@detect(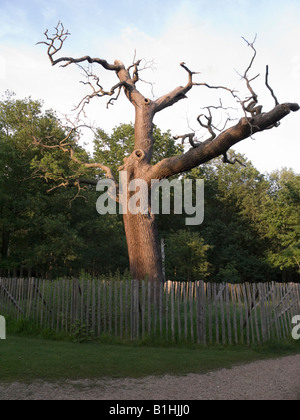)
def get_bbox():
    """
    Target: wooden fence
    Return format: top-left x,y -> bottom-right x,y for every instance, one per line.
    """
0,278 -> 299,345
